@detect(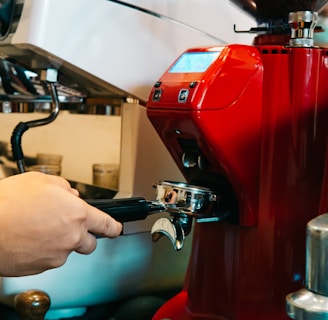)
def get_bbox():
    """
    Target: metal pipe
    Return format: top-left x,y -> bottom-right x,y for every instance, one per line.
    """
10,82 -> 60,173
